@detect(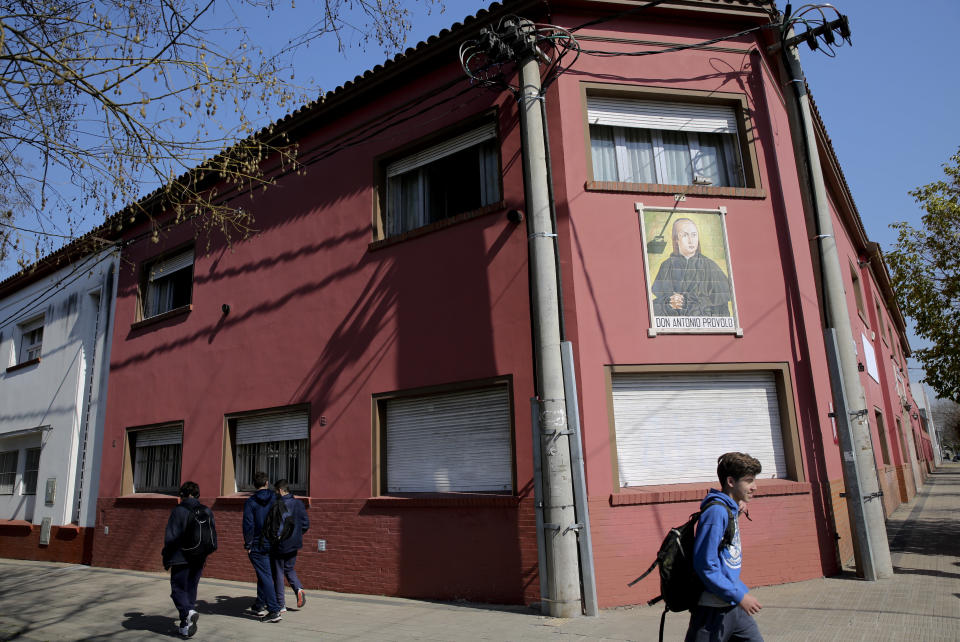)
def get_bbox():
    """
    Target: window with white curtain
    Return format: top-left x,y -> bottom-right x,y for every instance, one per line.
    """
380,385 -> 513,494
587,96 -> 745,188
385,123 -> 500,237
143,249 -> 194,318
18,316 -> 44,363
131,425 -> 182,493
